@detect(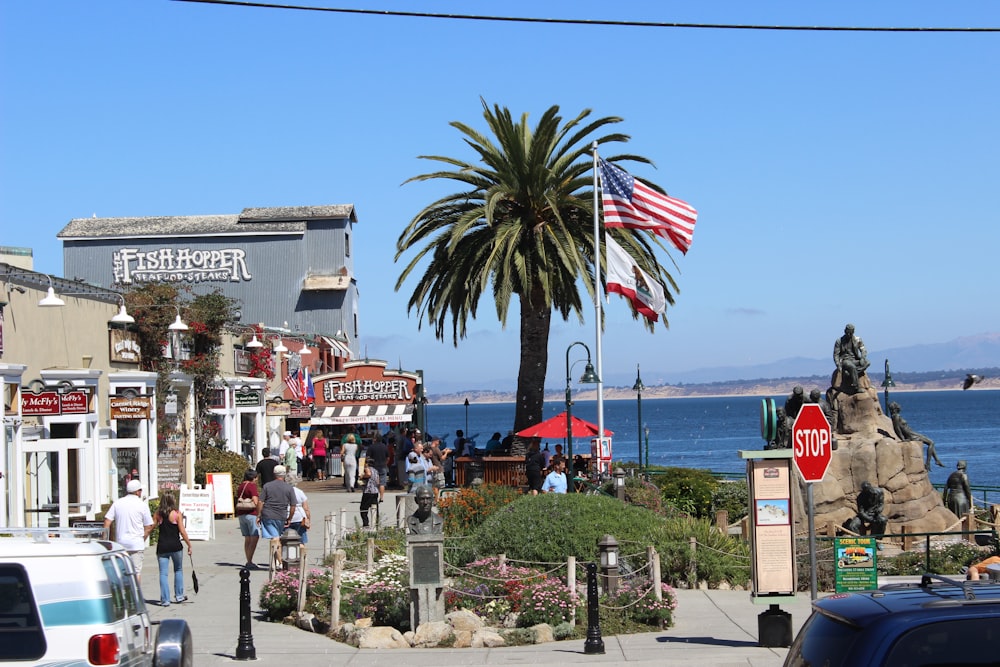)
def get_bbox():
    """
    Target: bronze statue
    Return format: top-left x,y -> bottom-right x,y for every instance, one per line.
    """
843,481 -> 887,536
784,386 -> 805,420
406,485 -> 443,535
765,406 -> 791,450
943,460 -> 972,517
833,324 -> 870,394
889,401 -> 943,470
